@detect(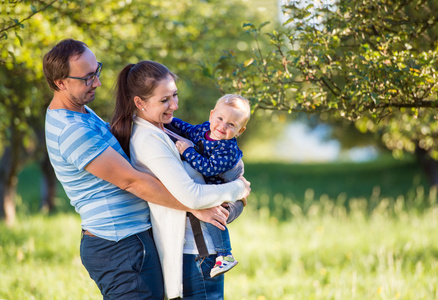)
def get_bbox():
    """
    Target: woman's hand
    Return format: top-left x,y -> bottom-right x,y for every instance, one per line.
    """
237,175 -> 251,204
189,205 -> 230,230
